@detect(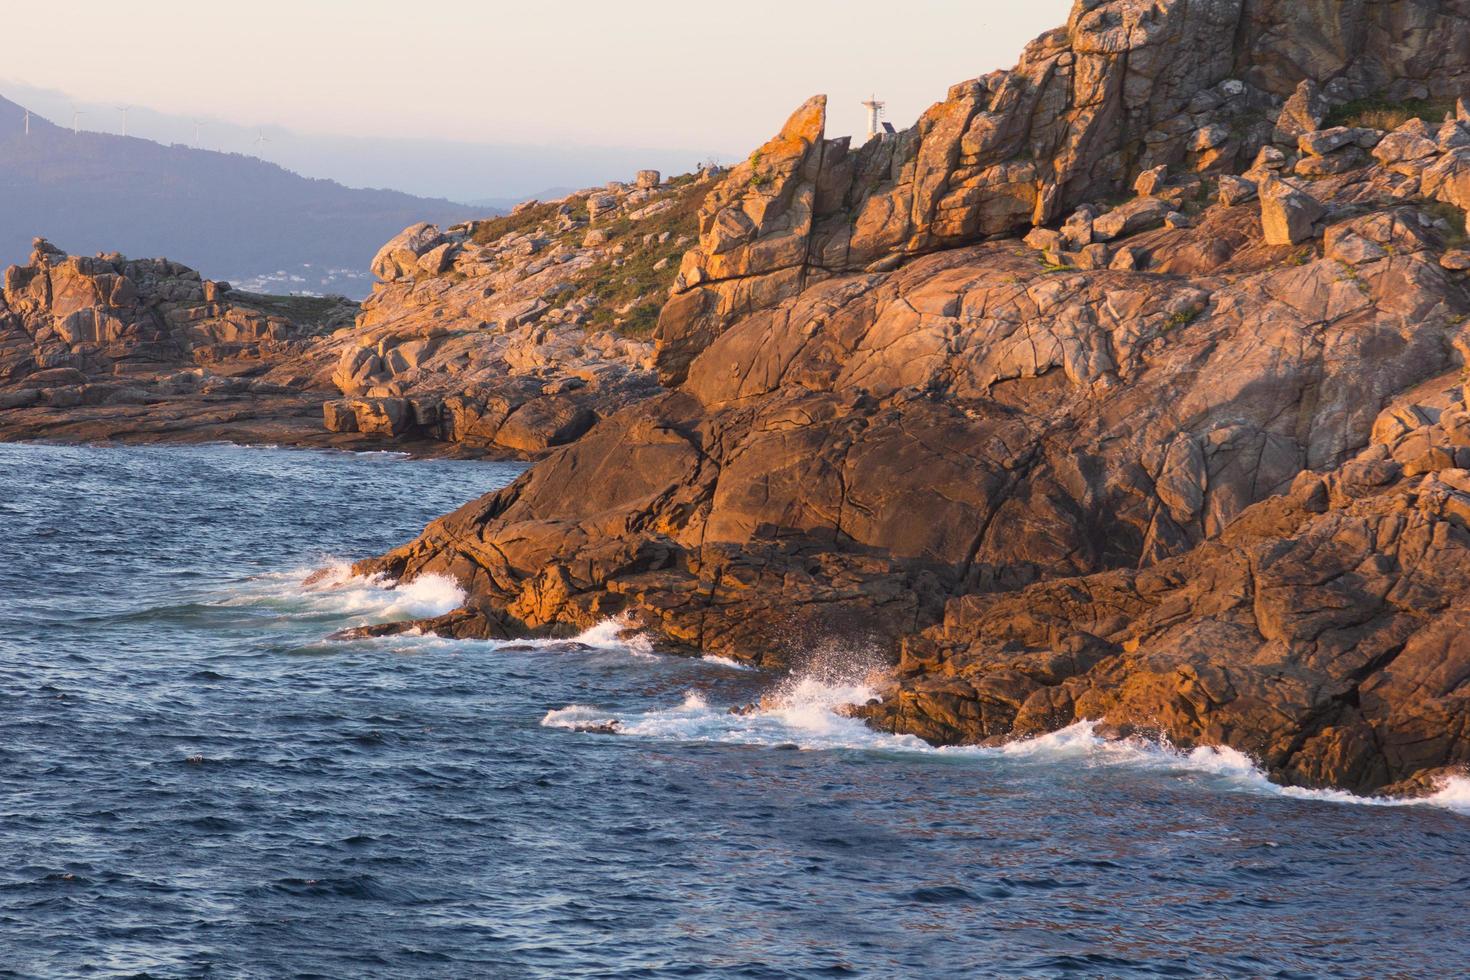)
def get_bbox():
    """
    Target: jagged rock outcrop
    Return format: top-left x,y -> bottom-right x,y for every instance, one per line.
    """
352,0 -> 1470,795
861,389 -> 1470,794
0,239 -> 360,445
654,0 -> 1470,384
